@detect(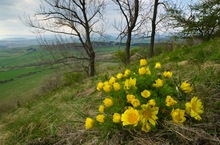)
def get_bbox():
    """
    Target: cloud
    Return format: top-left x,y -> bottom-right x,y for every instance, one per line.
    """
0,0 -> 18,5
0,0 -> 40,38
0,1 -> 19,20
0,0 -> 39,22
0,0 -> 138,39
0,0 -> 119,38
